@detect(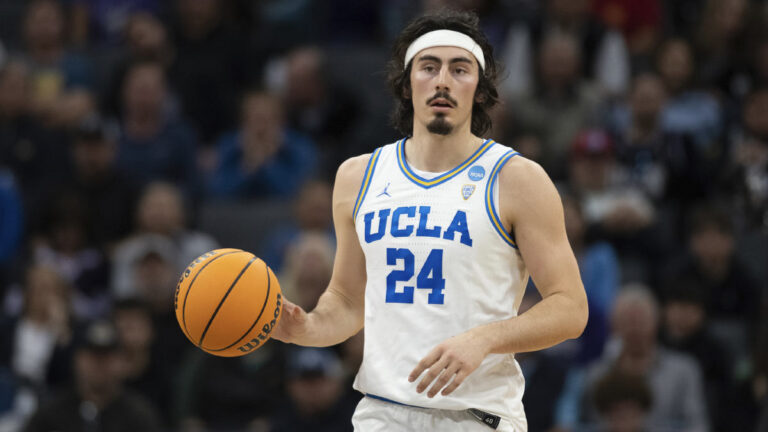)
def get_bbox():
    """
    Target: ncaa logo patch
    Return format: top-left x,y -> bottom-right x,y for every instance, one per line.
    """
468,165 -> 485,181
462,184 -> 476,200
